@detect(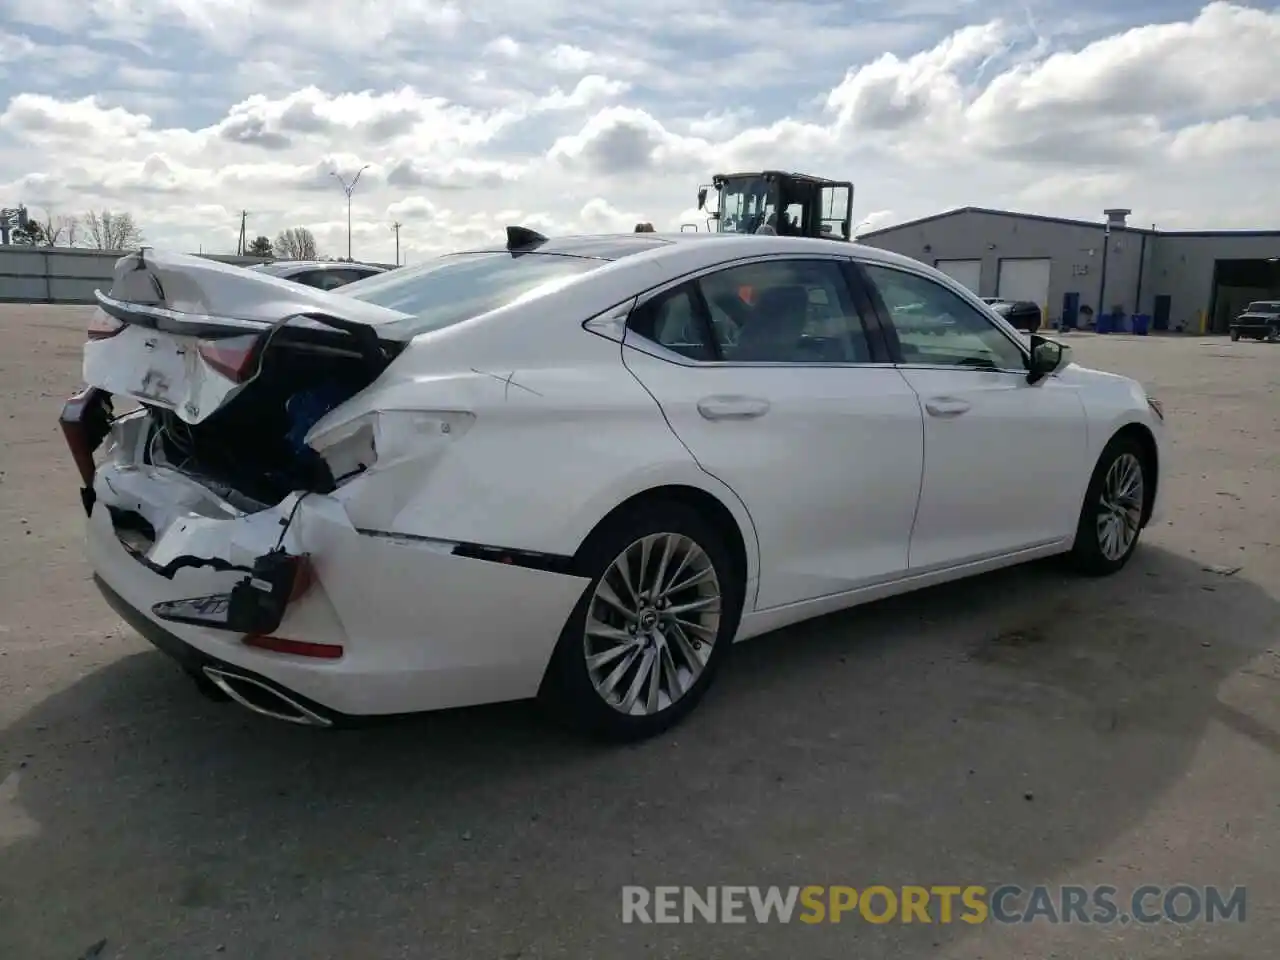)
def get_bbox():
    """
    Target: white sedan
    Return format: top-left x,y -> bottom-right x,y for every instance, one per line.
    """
60,230 -> 1164,740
